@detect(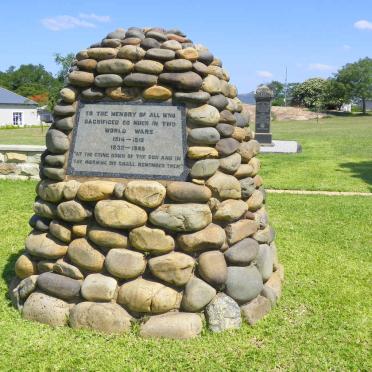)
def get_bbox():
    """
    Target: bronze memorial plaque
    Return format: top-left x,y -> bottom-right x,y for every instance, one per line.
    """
67,101 -> 188,180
